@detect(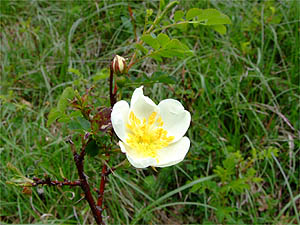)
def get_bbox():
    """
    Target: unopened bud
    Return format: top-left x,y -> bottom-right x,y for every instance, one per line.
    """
112,55 -> 126,75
